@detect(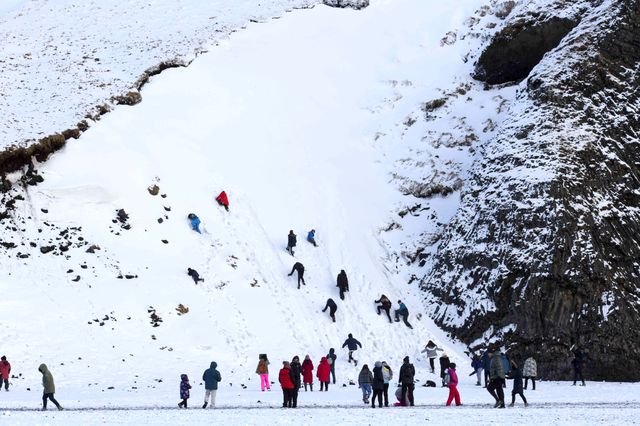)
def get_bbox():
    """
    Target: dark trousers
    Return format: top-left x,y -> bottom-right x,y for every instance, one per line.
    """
429,358 -> 435,373
394,310 -> 413,329
573,368 -> 585,385
348,350 -> 357,364
377,305 -> 392,323
524,377 -> 536,390
487,379 -> 504,403
179,398 -> 188,408
371,389 -> 383,407
42,393 -> 61,409
296,273 -> 305,288
2,378 -> 8,390
330,365 -> 336,384
292,388 -> 299,407
320,381 -> 329,391
282,389 -> 294,407
323,307 -> 336,322
511,391 -> 527,404
339,288 -> 346,300
401,384 -> 414,406
286,245 -> 294,256
484,369 -> 490,387
304,382 -> 313,391
383,383 -> 389,406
